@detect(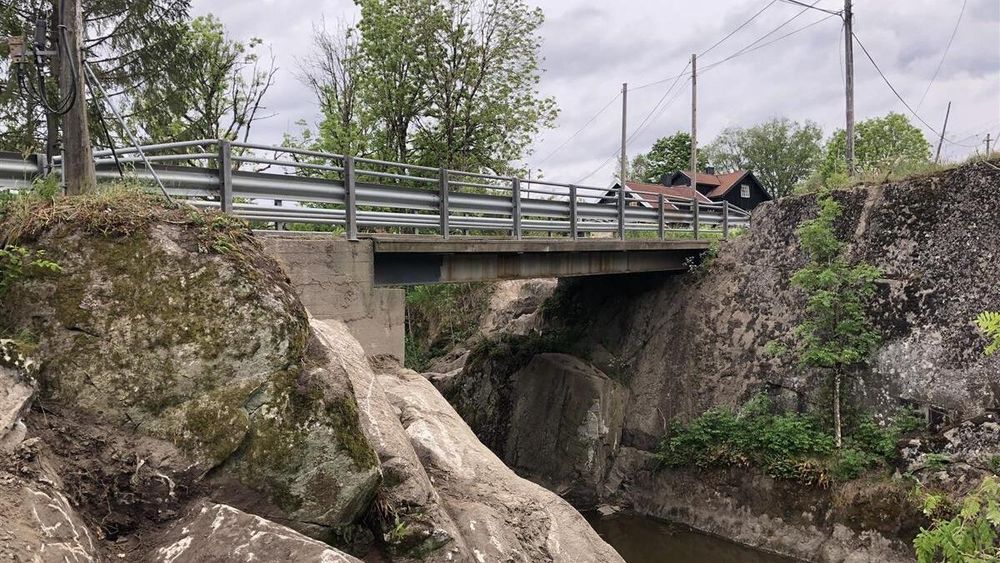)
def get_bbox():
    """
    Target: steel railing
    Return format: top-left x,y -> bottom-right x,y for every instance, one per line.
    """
0,140 -> 752,240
